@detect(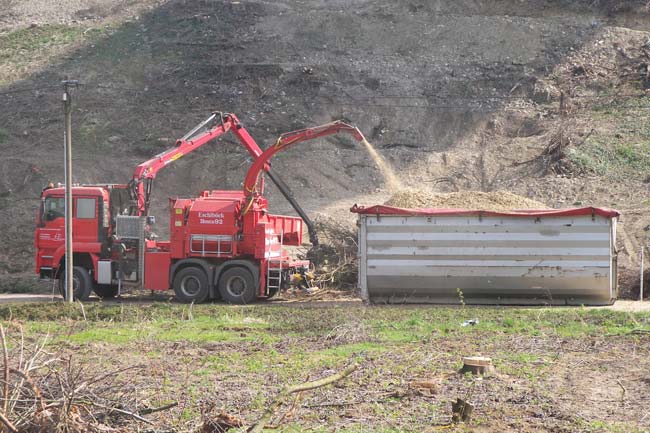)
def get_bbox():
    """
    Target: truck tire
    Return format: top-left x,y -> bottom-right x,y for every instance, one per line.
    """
218,266 -> 256,304
94,284 -> 118,299
173,267 -> 209,304
58,266 -> 92,301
